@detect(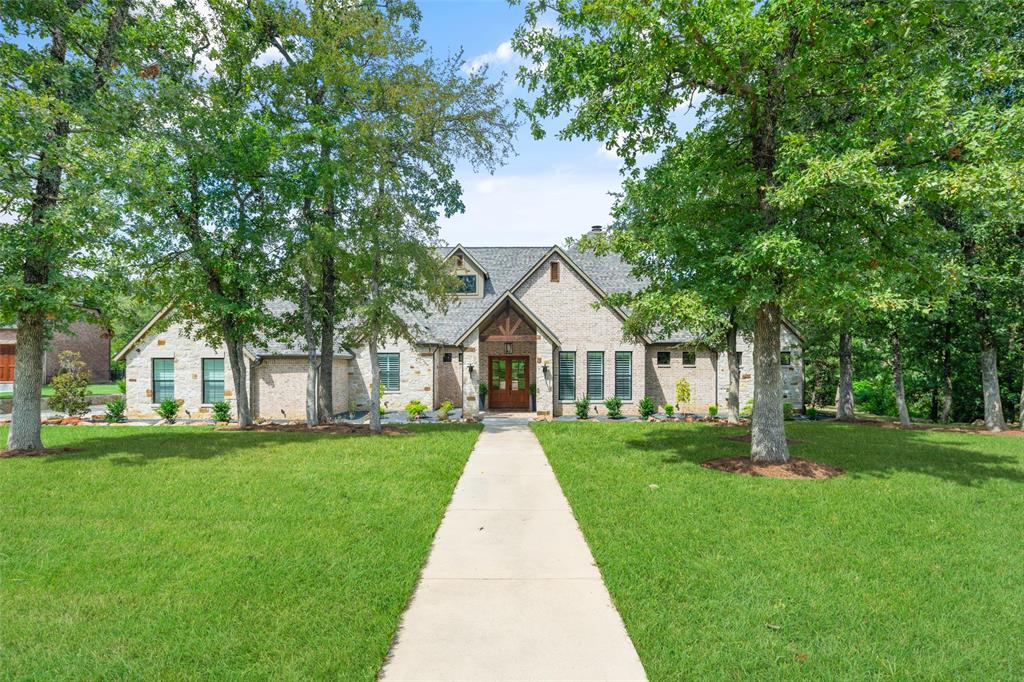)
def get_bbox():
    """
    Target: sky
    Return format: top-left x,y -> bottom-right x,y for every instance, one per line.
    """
417,1 -> 630,247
